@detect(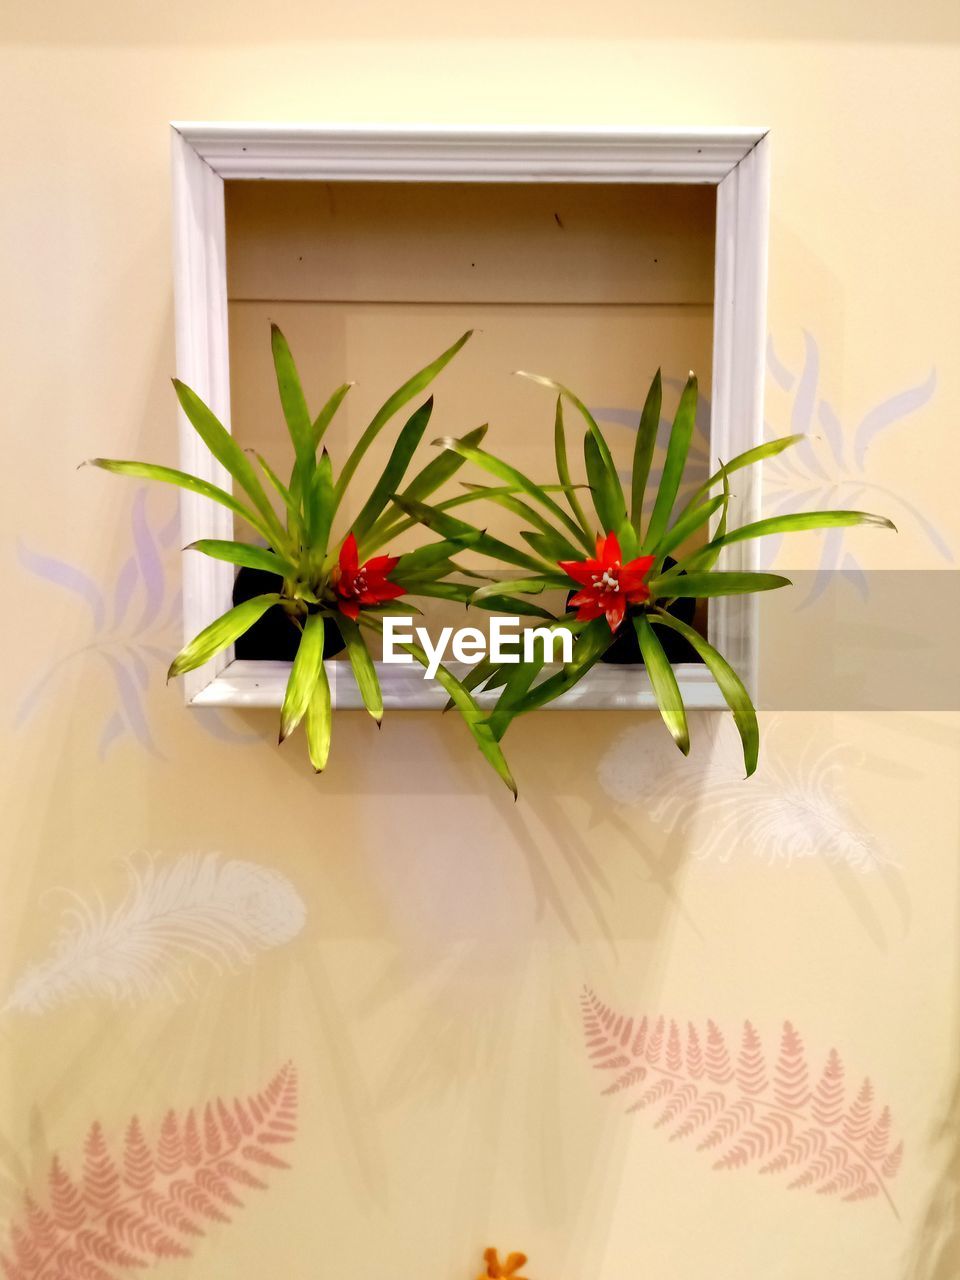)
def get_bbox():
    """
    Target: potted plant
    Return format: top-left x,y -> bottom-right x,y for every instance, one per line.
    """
85,327 -> 520,791
398,368 -> 895,776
